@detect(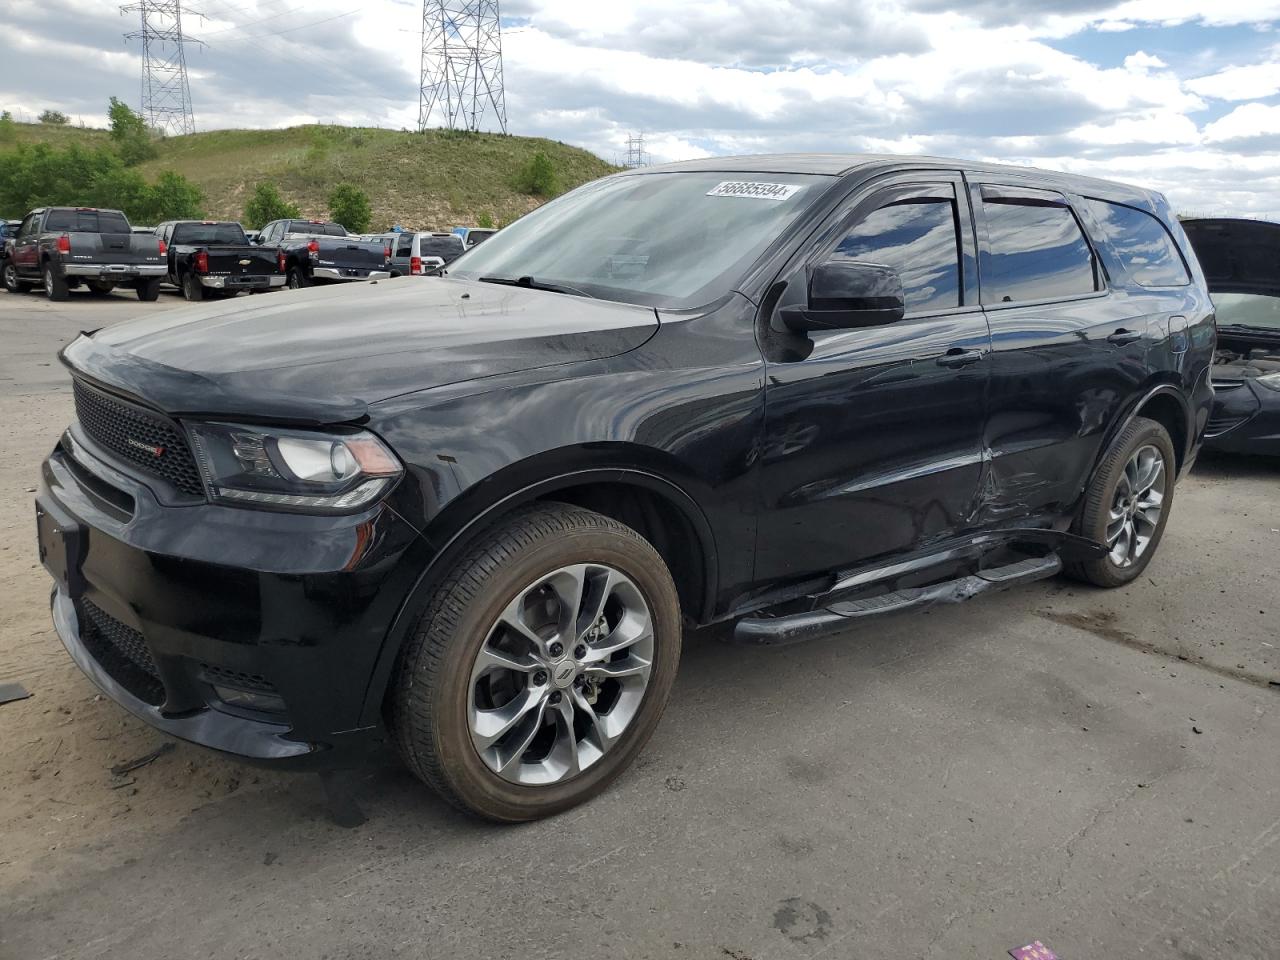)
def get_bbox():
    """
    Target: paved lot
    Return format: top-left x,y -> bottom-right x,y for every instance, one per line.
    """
0,288 -> 1276,960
